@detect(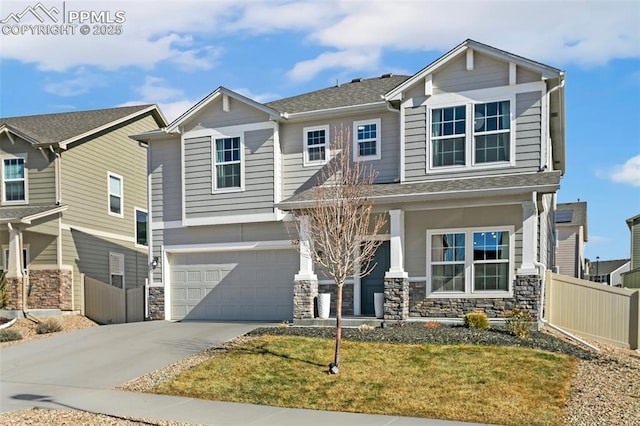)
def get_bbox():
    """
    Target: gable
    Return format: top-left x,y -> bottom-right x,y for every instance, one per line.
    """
182,95 -> 273,134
